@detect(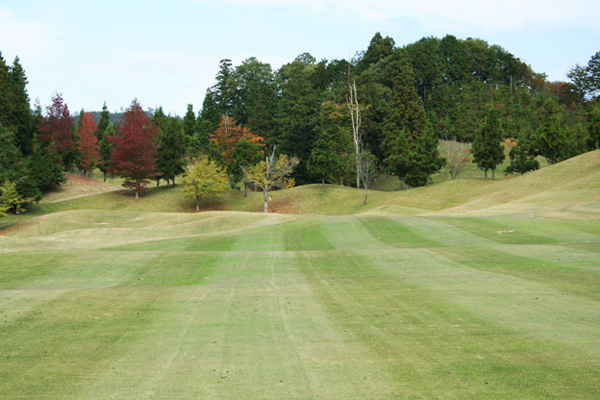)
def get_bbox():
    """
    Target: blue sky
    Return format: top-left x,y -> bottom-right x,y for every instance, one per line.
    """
1,0 -> 599,116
